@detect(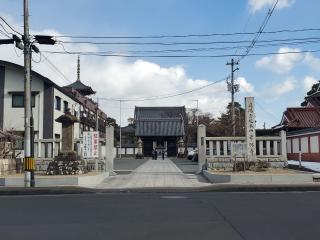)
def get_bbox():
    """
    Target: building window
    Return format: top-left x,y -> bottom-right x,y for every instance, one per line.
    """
55,96 -> 61,110
63,101 -> 68,112
12,94 -> 35,108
